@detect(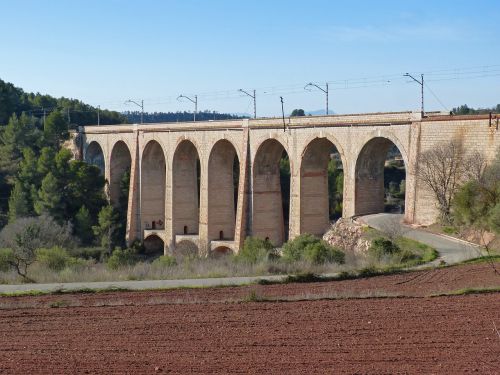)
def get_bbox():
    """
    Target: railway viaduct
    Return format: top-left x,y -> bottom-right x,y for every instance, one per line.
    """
71,111 -> 500,255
